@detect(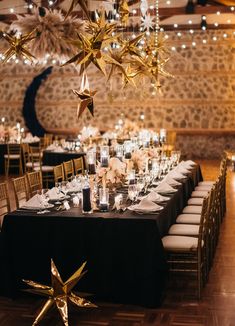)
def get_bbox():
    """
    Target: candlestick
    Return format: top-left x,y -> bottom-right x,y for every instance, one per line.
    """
100,146 -> 109,167
99,187 -> 109,212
